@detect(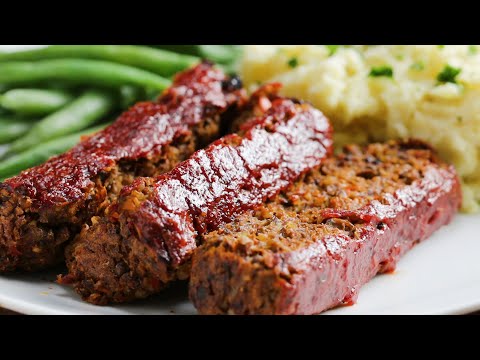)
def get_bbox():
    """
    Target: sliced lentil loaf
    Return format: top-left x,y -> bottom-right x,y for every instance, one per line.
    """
62,84 -> 333,305
189,140 -> 462,315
